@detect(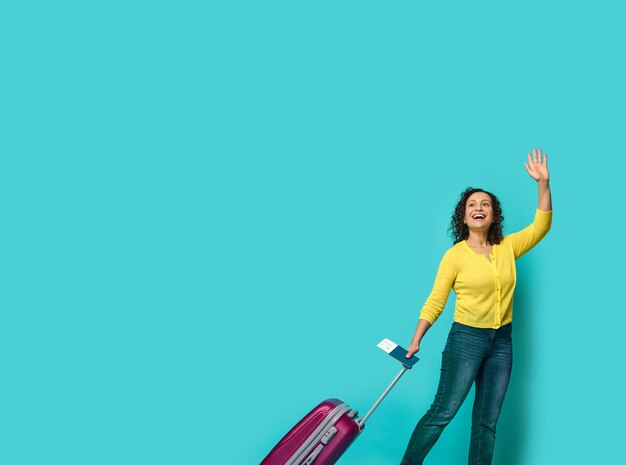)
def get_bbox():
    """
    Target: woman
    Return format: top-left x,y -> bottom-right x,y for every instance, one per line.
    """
400,149 -> 552,465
